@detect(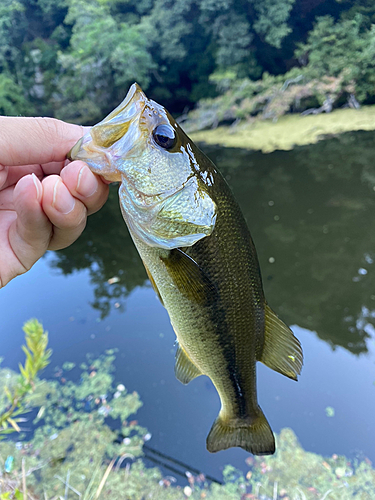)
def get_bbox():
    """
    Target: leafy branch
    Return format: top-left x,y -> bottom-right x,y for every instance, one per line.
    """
0,319 -> 51,437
